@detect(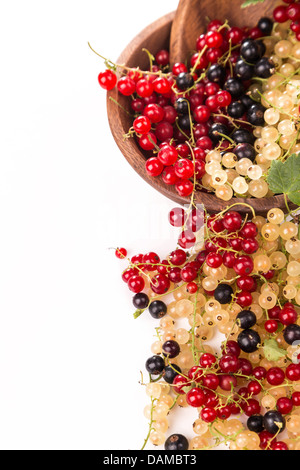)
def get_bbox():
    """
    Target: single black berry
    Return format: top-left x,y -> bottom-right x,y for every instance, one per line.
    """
254,57 -> 275,78
233,143 -> 256,161
133,292 -> 149,310
240,94 -> 255,109
237,310 -> 257,329
235,58 -> 254,80
247,103 -> 266,126
149,300 -> 167,319
232,128 -> 255,145
145,355 -> 165,375
175,98 -> 189,115
263,410 -> 286,435
163,364 -> 181,384
176,72 -> 194,90
240,39 -> 262,63
214,283 -> 234,304
162,340 -> 180,358
178,114 -> 191,130
247,415 -> 264,433
224,78 -> 244,98
164,434 -> 189,451
227,101 -> 246,119
207,64 -> 226,84
283,323 -> 300,345
208,123 -> 230,142
257,17 -> 273,36
237,329 -> 261,353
